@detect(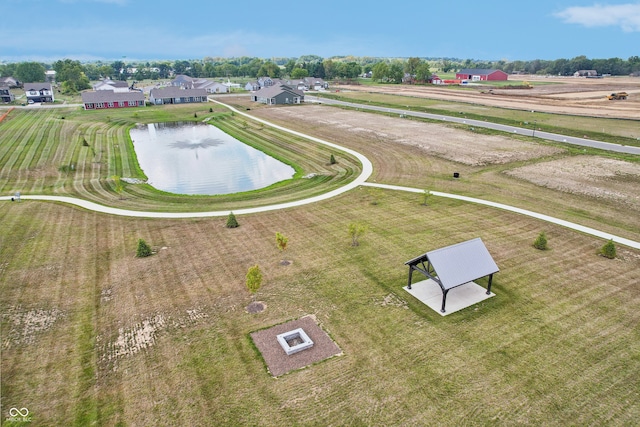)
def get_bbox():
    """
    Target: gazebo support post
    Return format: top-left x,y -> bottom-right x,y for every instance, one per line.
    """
441,289 -> 449,313
407,267 -> 414,290
486,273 -> 494,295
